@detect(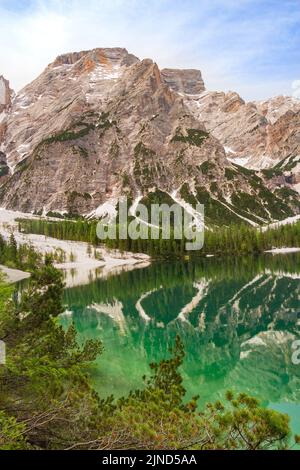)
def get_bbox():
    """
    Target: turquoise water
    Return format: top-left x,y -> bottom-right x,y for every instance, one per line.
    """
61,253 -> 300,434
